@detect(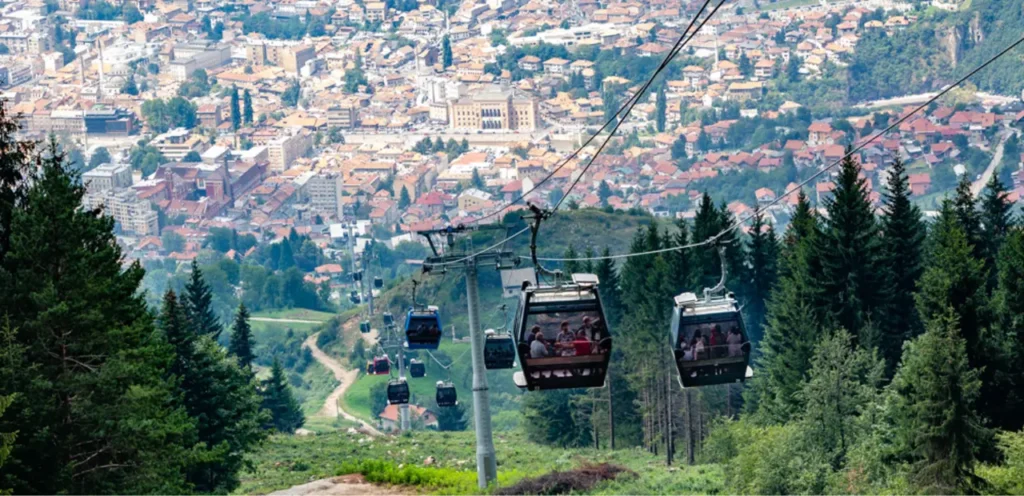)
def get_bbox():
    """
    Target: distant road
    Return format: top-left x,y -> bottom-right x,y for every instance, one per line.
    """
857,91 -> 1018,109
250,317 -> 324,324
302,329 -> 383,437
971,129 -> 1018,197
